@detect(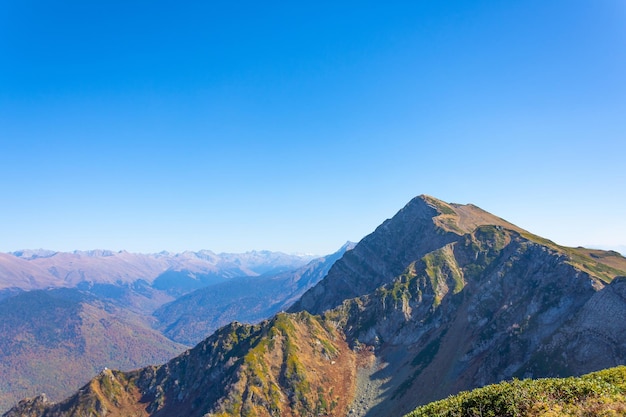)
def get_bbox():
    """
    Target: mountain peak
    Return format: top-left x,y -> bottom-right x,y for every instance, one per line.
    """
10,249 -> 57,260
5,194 -> 626,417
407,194 -> 527,237
340,241 -> 357,251
291,195 -> 463,315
